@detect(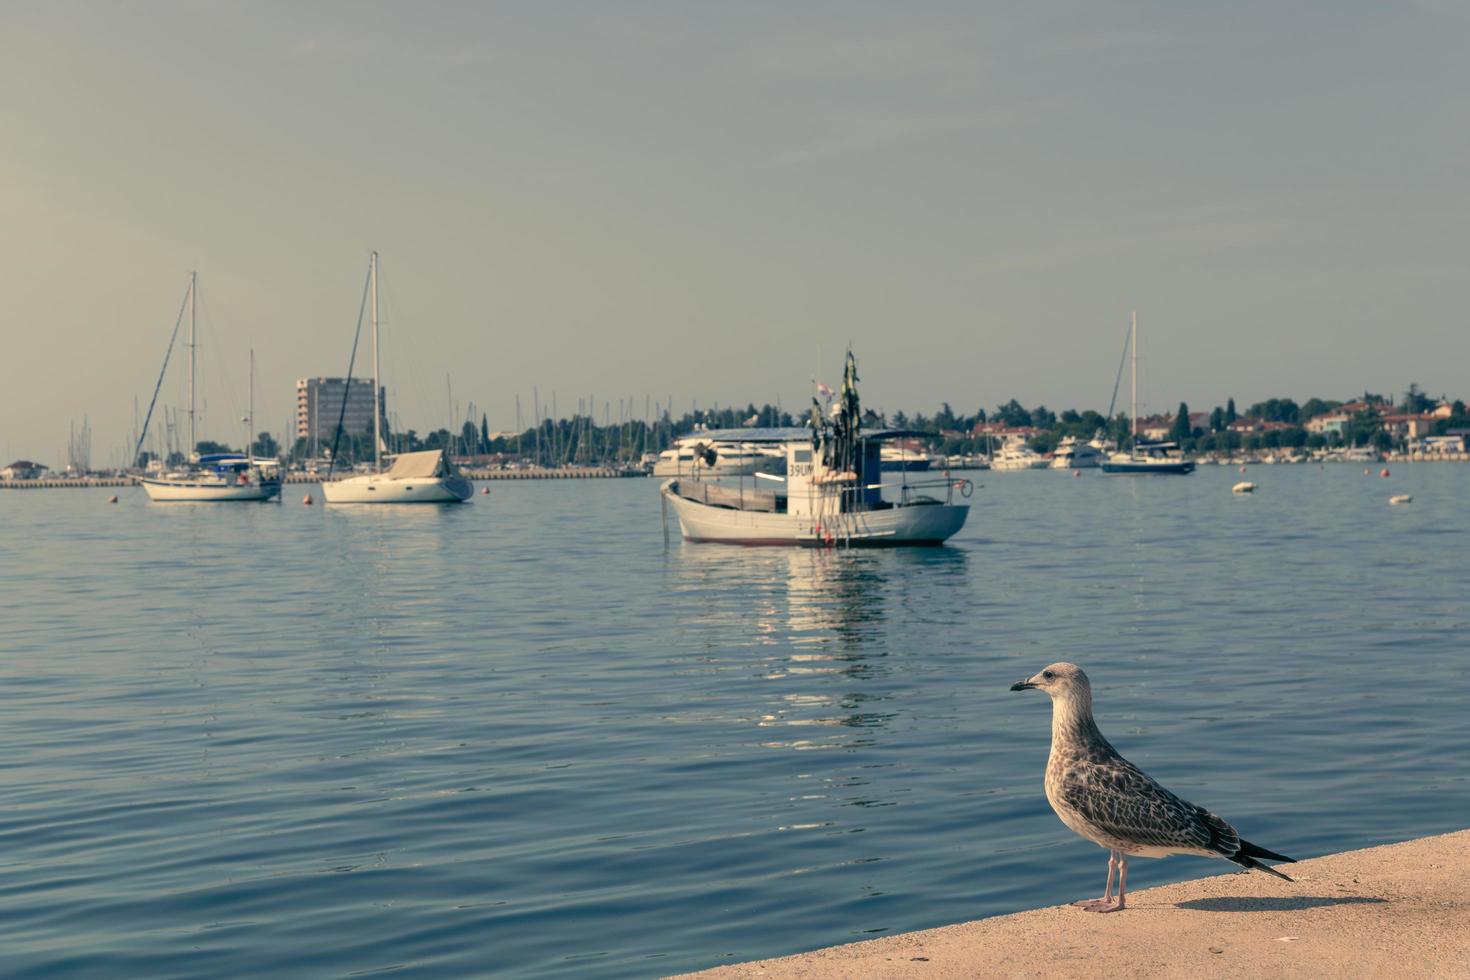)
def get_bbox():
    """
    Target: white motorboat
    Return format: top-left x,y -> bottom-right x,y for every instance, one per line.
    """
660,352 -> 970,547
990,444 -> 1050,471
135,274 -> 282,502
880,444 -> 935,472
320,252 -> 473,505
651,437 -> 785,478
1049,436 -> 1105,469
